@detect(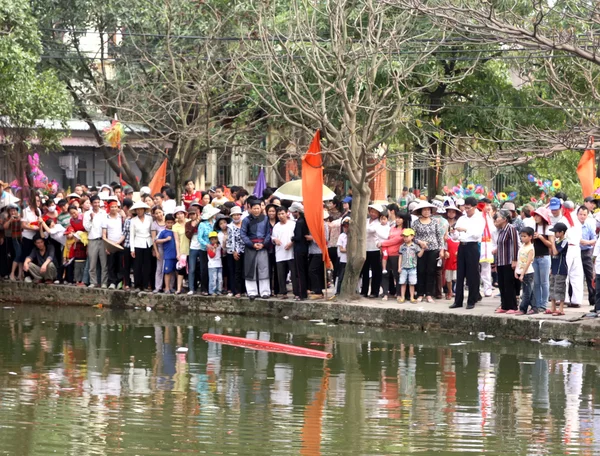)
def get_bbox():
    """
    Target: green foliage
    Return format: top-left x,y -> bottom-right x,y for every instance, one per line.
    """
0,0 -> 71,130
523,150 -> 583,202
